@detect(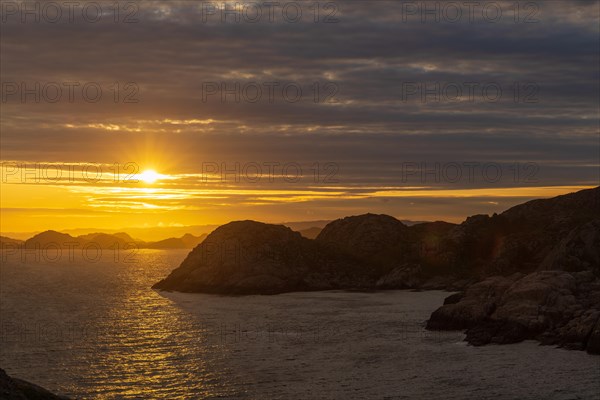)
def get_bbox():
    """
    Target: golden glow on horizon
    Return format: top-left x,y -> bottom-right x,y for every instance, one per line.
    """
138,170 -> 161,184
0,165 -> 595,233
369,186 -> 592,198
